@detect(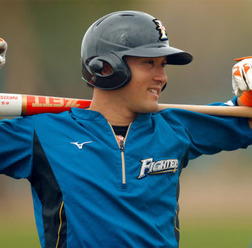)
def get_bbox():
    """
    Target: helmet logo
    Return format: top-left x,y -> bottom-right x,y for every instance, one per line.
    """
153,19 -> 168,41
